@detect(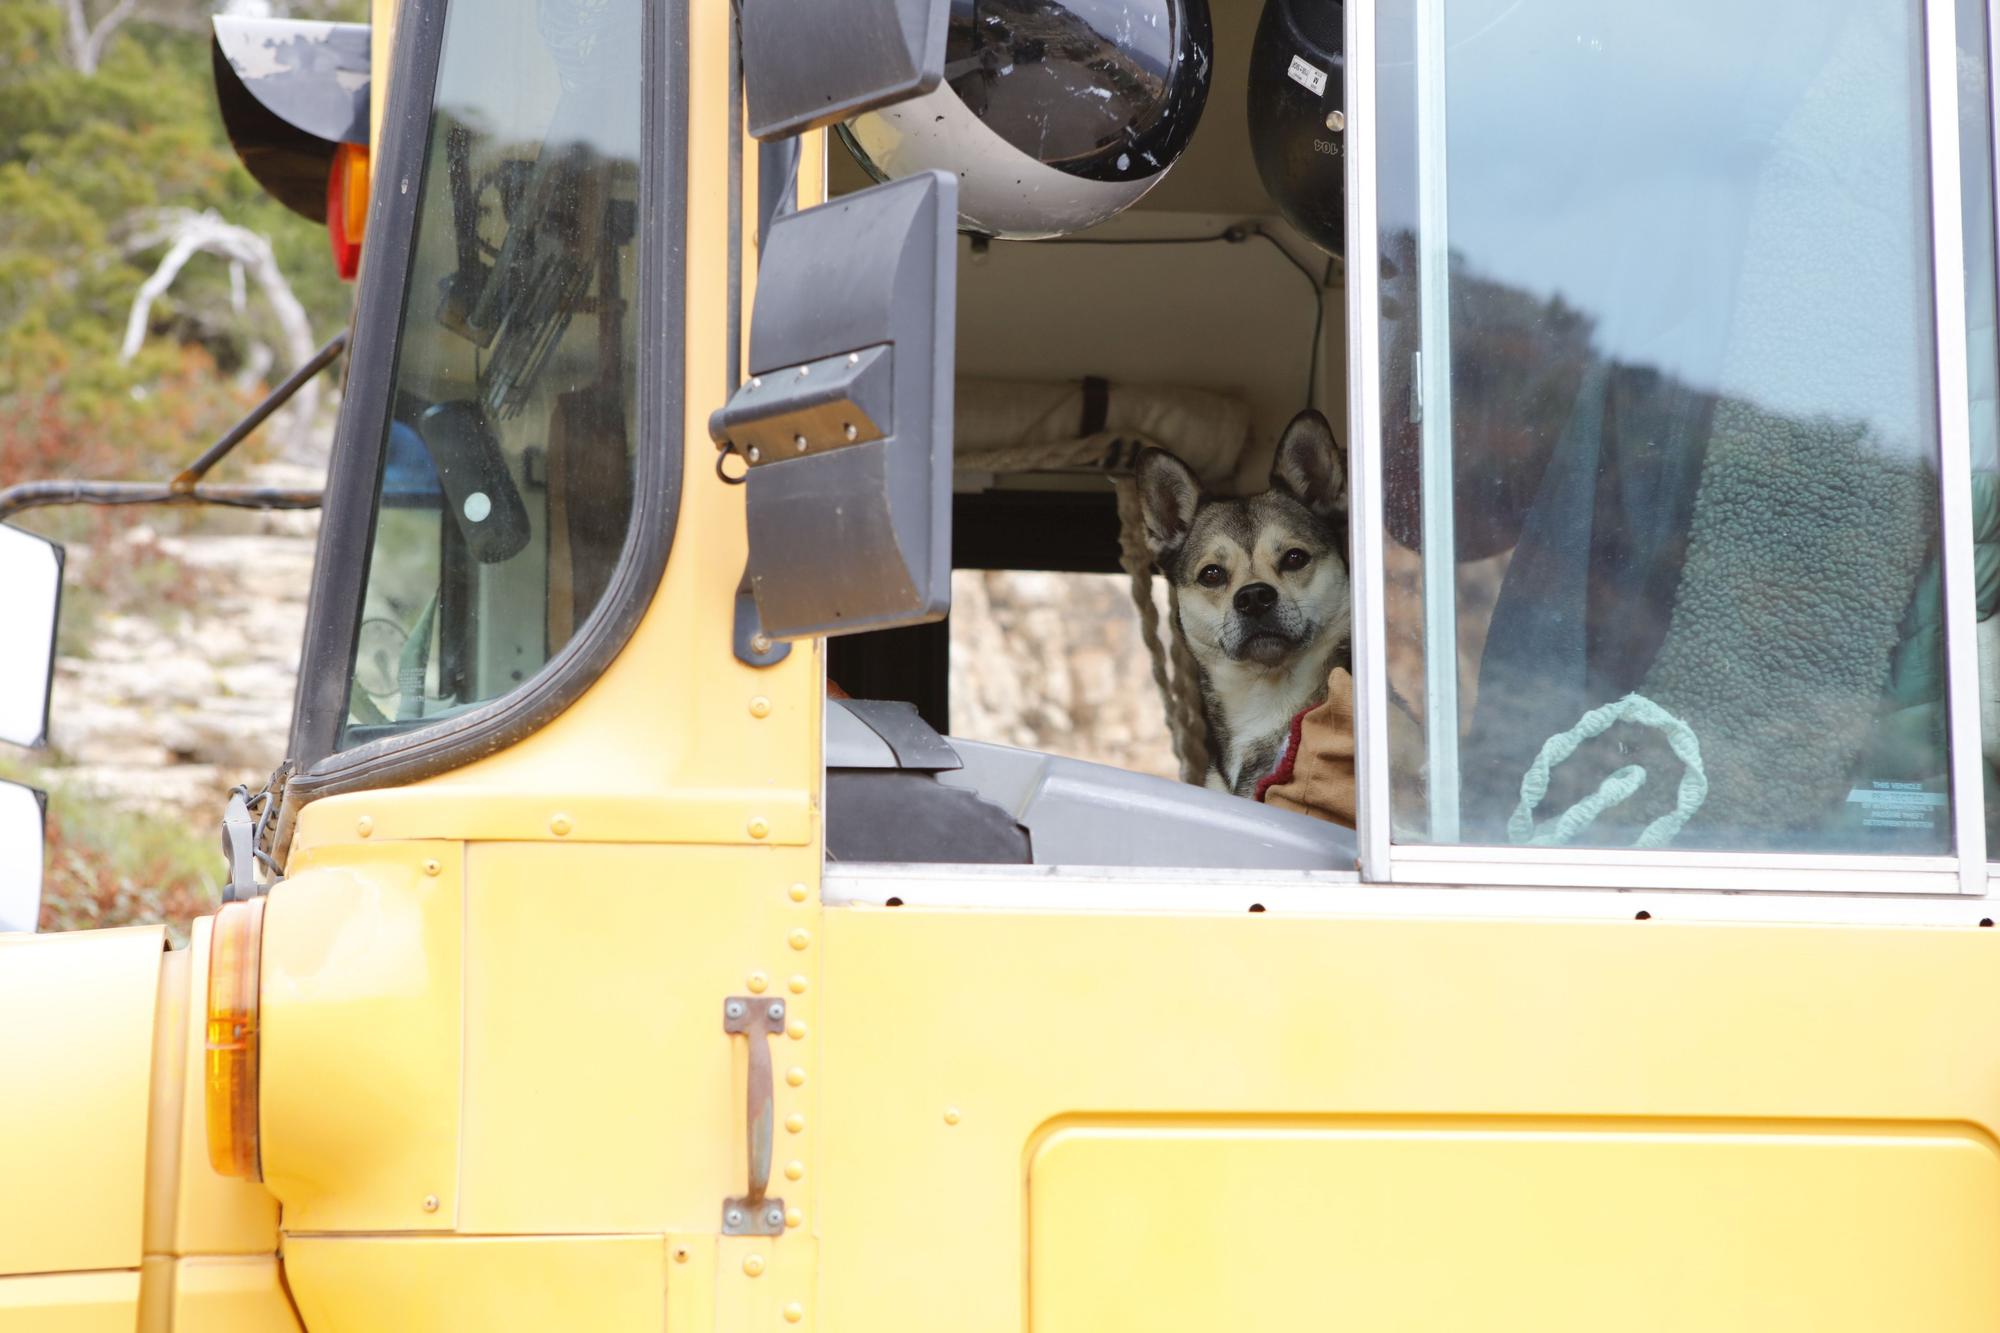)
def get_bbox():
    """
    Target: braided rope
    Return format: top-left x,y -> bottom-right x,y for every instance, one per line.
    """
1113,478 -> 1211,783
1508,693 -> 1708,849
